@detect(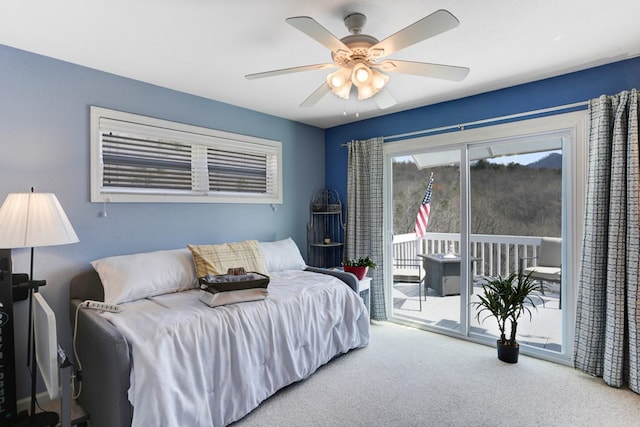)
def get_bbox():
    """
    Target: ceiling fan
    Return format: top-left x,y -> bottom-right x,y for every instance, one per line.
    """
245,9 -> 470,110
